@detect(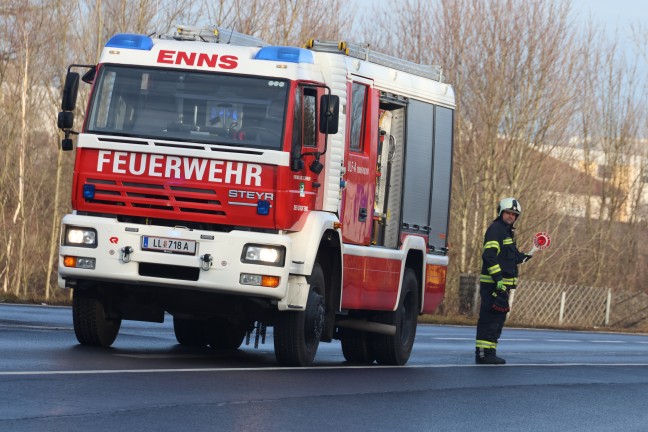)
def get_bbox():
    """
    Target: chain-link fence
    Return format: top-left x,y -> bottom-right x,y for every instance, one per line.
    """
458,274 -> 648,329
